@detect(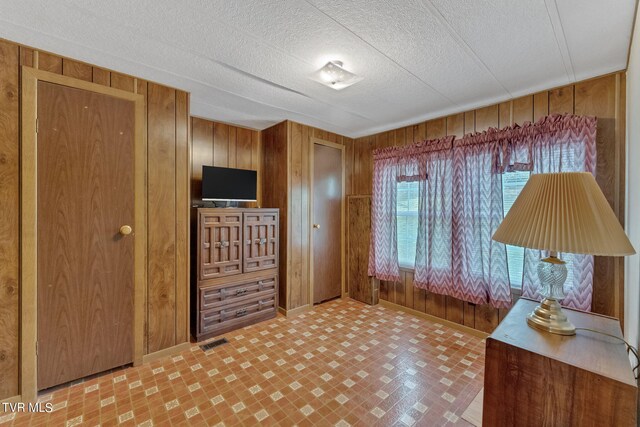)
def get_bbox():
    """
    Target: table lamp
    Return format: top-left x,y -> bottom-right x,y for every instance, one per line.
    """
492,172 -> 635,335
